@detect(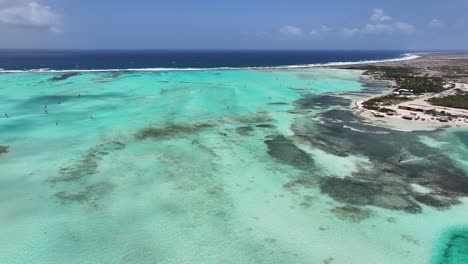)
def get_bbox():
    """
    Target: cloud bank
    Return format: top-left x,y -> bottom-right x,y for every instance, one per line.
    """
0,0 -> 61,32
370,8 -> 392,22
276,8 -> 415,39
363,9 -> 415,35
279,25 -> 303,36
429,19 -> 443,29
